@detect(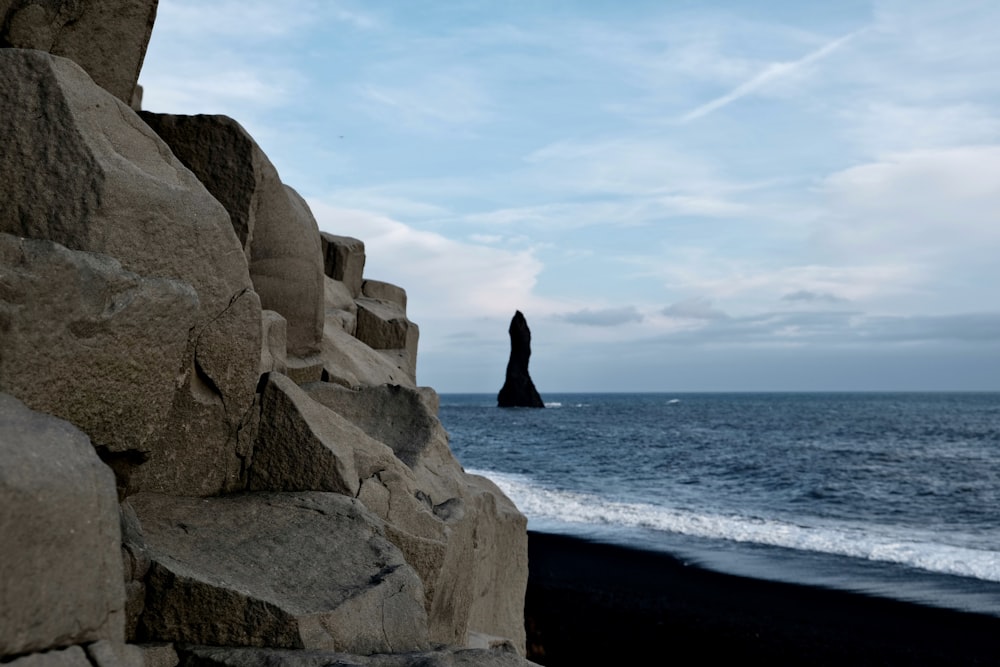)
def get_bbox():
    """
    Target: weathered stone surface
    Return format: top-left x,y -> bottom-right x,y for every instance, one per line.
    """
250,373 -> 398,495
354,298 -> 419,384
140,113 -> 323,358
85,640 -> 144,667
274,184 -> 324,356
285,354 -> 324,384
362,279 -> 407,310
0,234 -> 196,462
137,644 -> 179,667
497,311 -> 544,408
0,393 -> 124,657
120,502 -> 150,641
261,309 -> 289,375
320,323 -> 417,389
320,233 -> 365,297
355,298 -> 410,350
179,644 -> 535,667
0,50 -> 261,496
304,384 -> 437,468
378,347 -> 418,391
136,113 -> 257,255
132,491 -> 429,654
0,0 -> 158,103
6,646 -> 92,667
324,276 -> 357,335
458,474 -> 529,655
